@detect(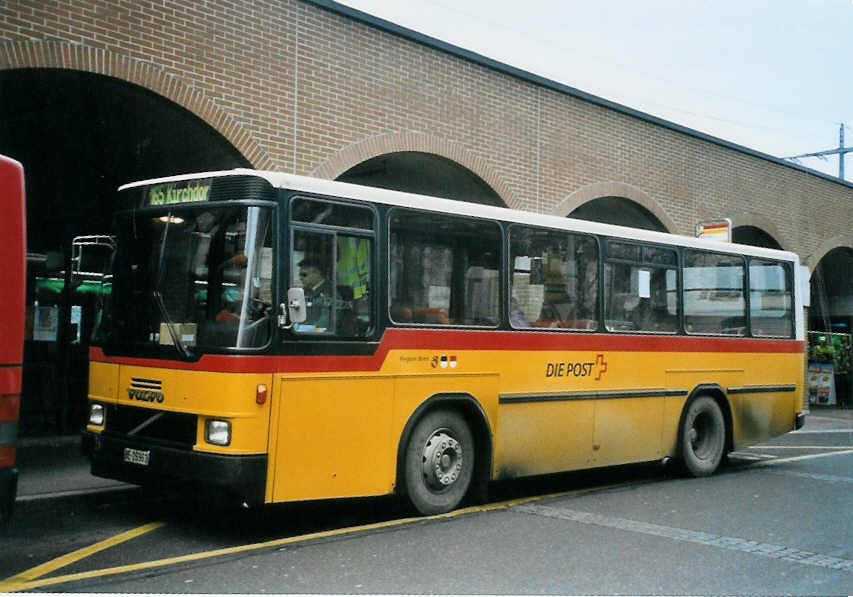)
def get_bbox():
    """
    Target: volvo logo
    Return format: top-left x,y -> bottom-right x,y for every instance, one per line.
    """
127,388 -> 165,403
